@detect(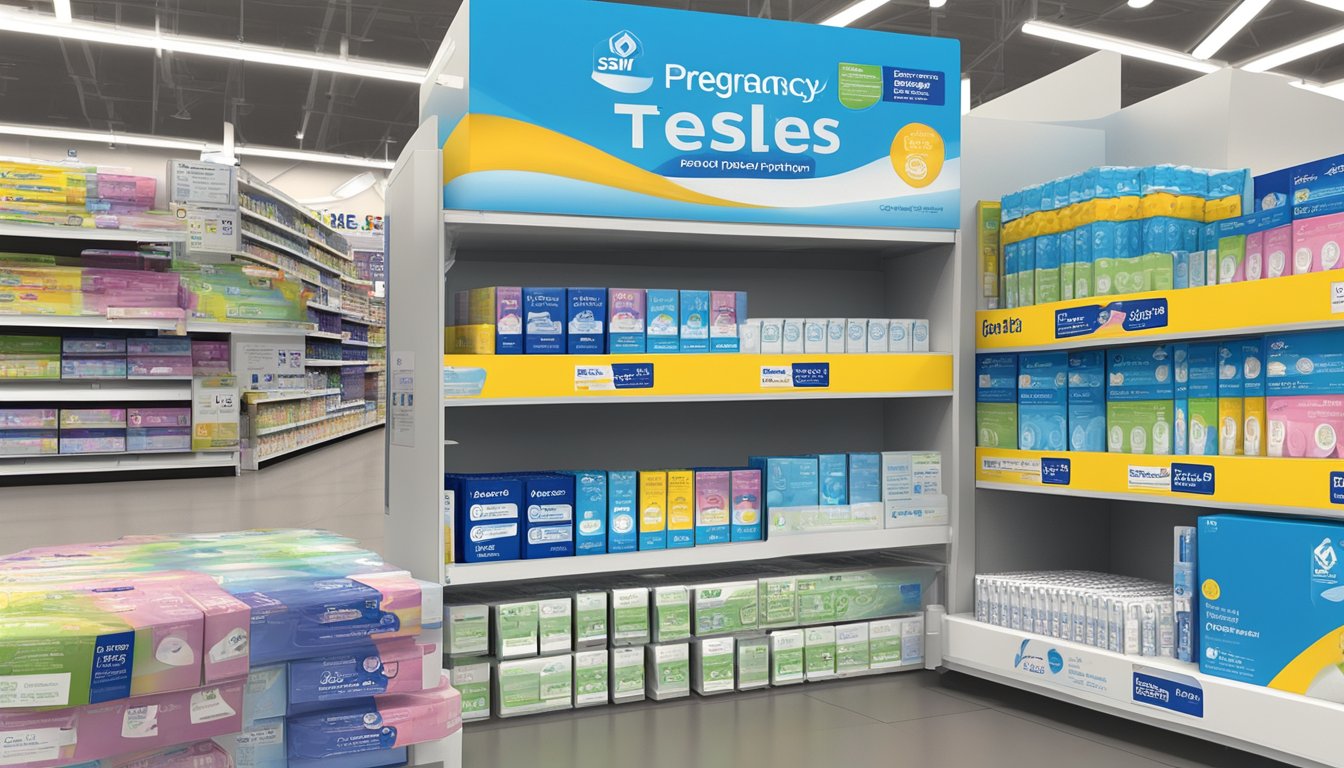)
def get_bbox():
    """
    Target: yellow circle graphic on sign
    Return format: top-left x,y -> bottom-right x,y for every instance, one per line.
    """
1201,579 -> 1221,601
890,123 -> 944,189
